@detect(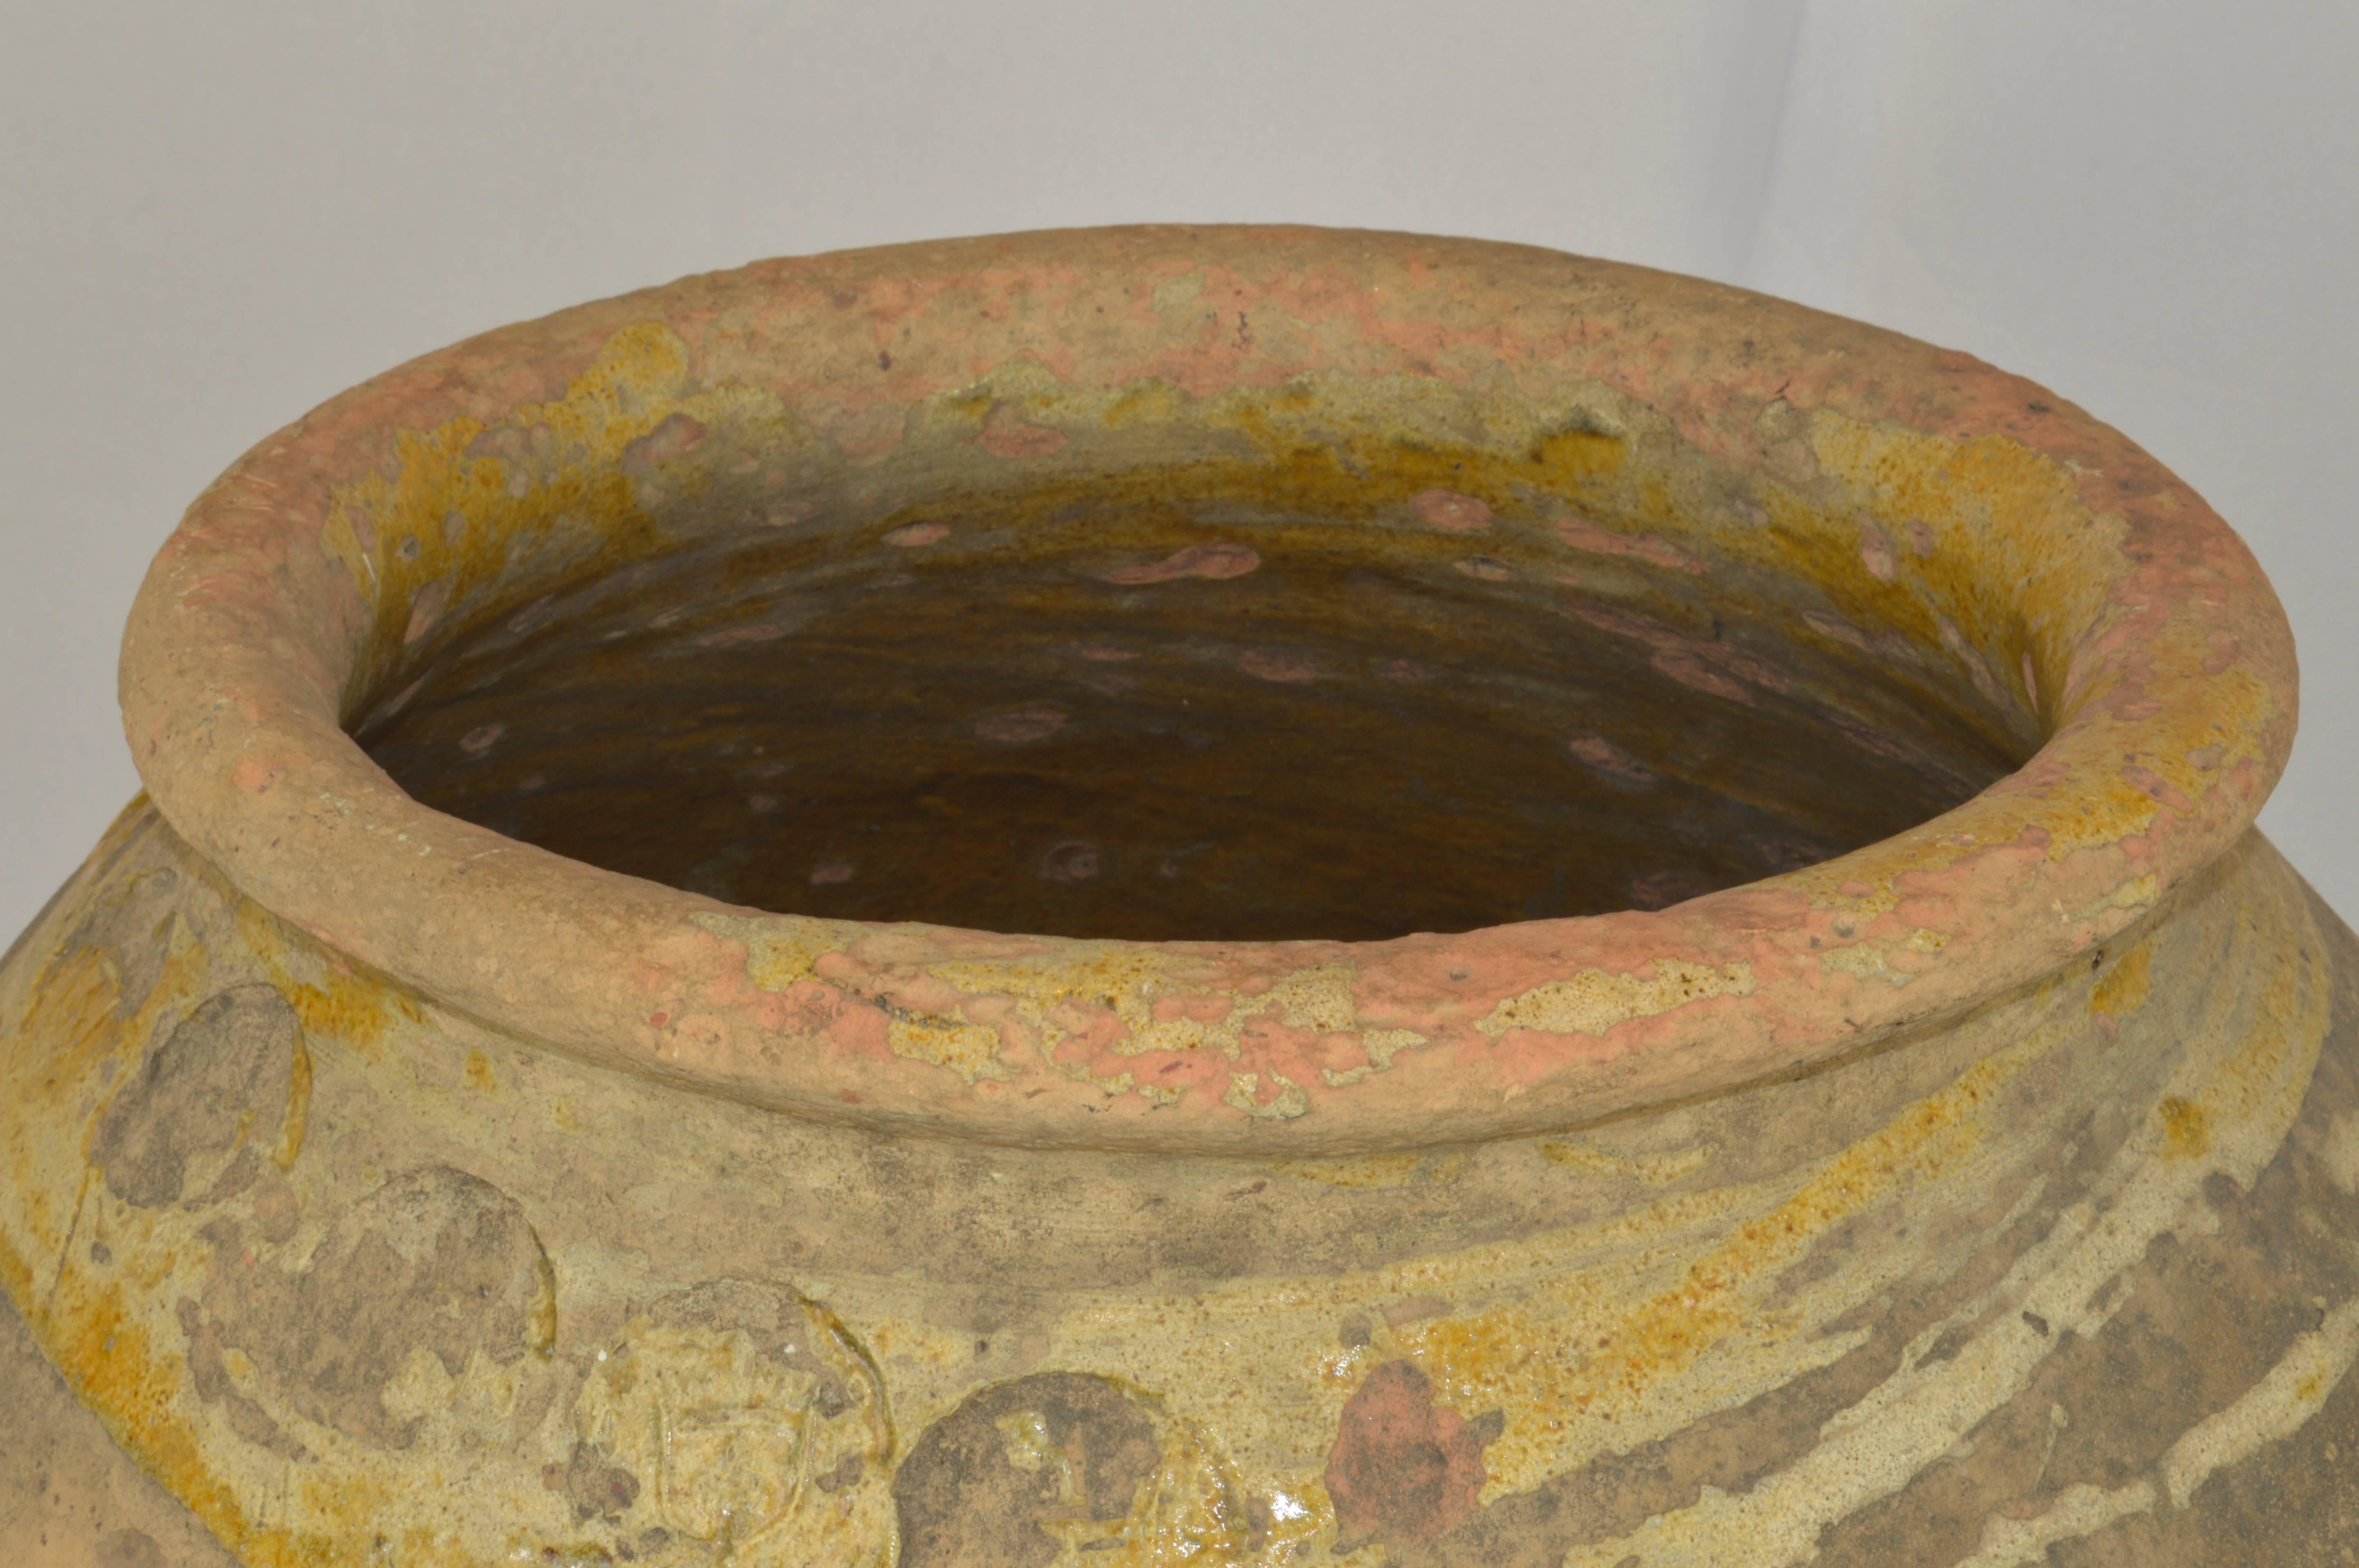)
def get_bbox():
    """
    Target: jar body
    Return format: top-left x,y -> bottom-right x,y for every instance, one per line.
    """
4,797 -> 2355,1566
